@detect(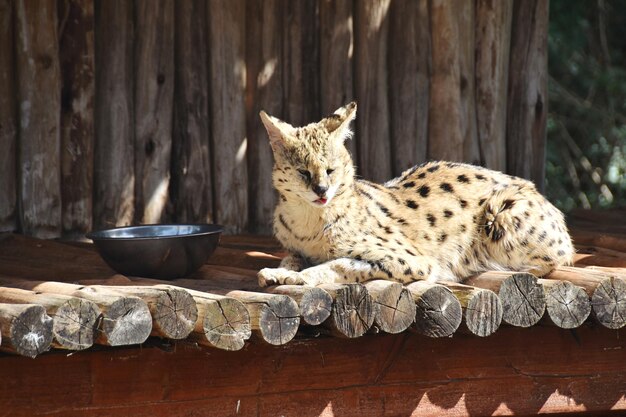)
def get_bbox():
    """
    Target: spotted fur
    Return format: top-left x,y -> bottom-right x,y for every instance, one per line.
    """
257,102 -> 574,286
